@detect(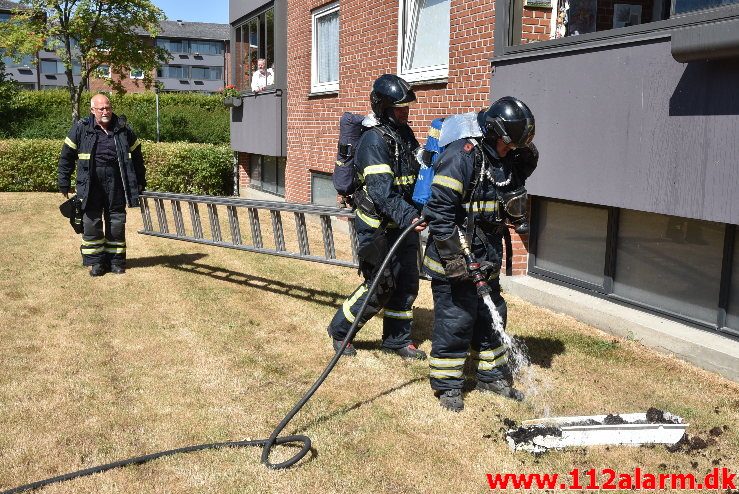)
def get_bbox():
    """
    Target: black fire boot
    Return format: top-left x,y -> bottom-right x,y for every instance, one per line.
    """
89,264 -> 107,277
332,337 -> 357,356
386,343 -> 427,360
110,265 -> 126,274
436,389 -> 464,412
476,379 -> 525,401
